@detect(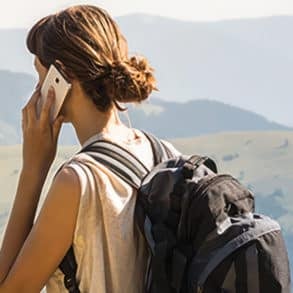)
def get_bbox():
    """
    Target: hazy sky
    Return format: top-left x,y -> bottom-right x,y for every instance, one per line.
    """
1,0 -> 293,28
